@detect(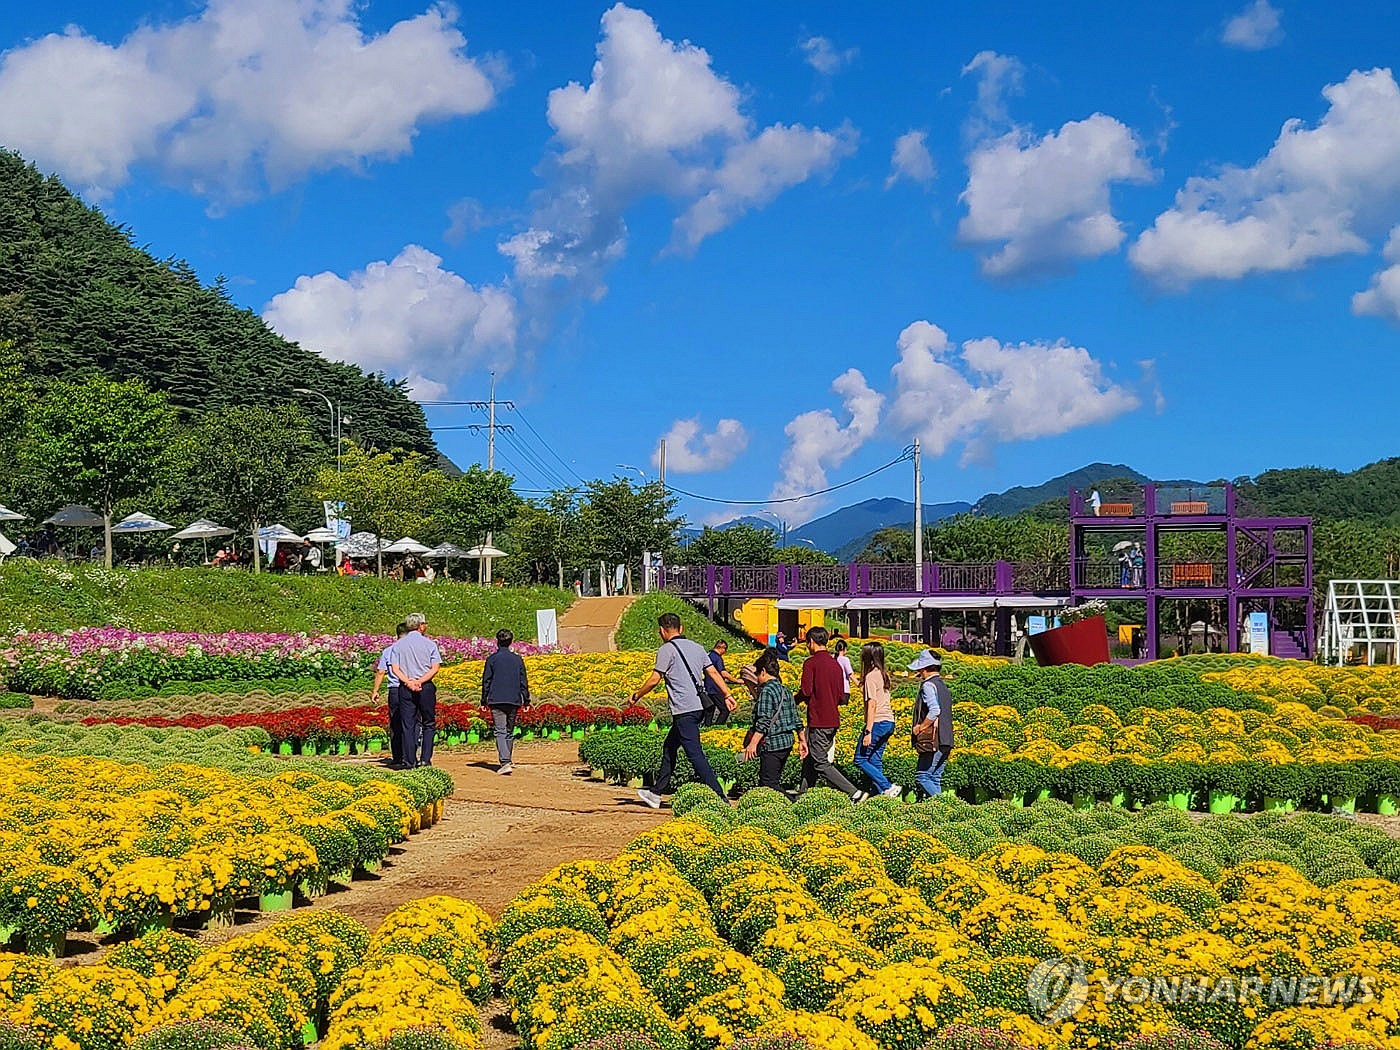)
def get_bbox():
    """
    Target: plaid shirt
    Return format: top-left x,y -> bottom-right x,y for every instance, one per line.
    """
752,679 -> 800,752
